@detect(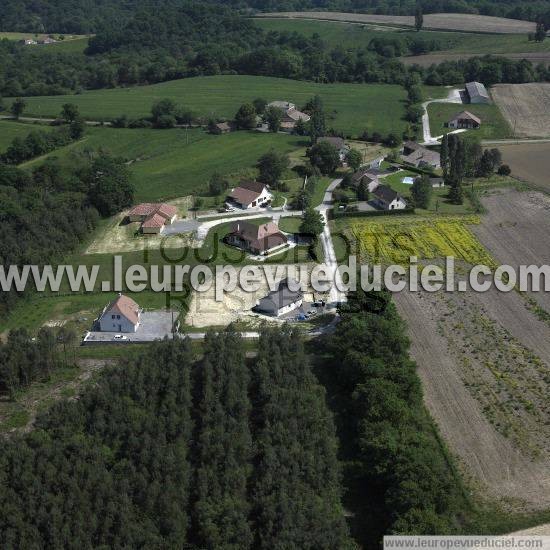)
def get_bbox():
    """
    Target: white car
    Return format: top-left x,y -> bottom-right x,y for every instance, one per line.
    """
113,334 -> 128,341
